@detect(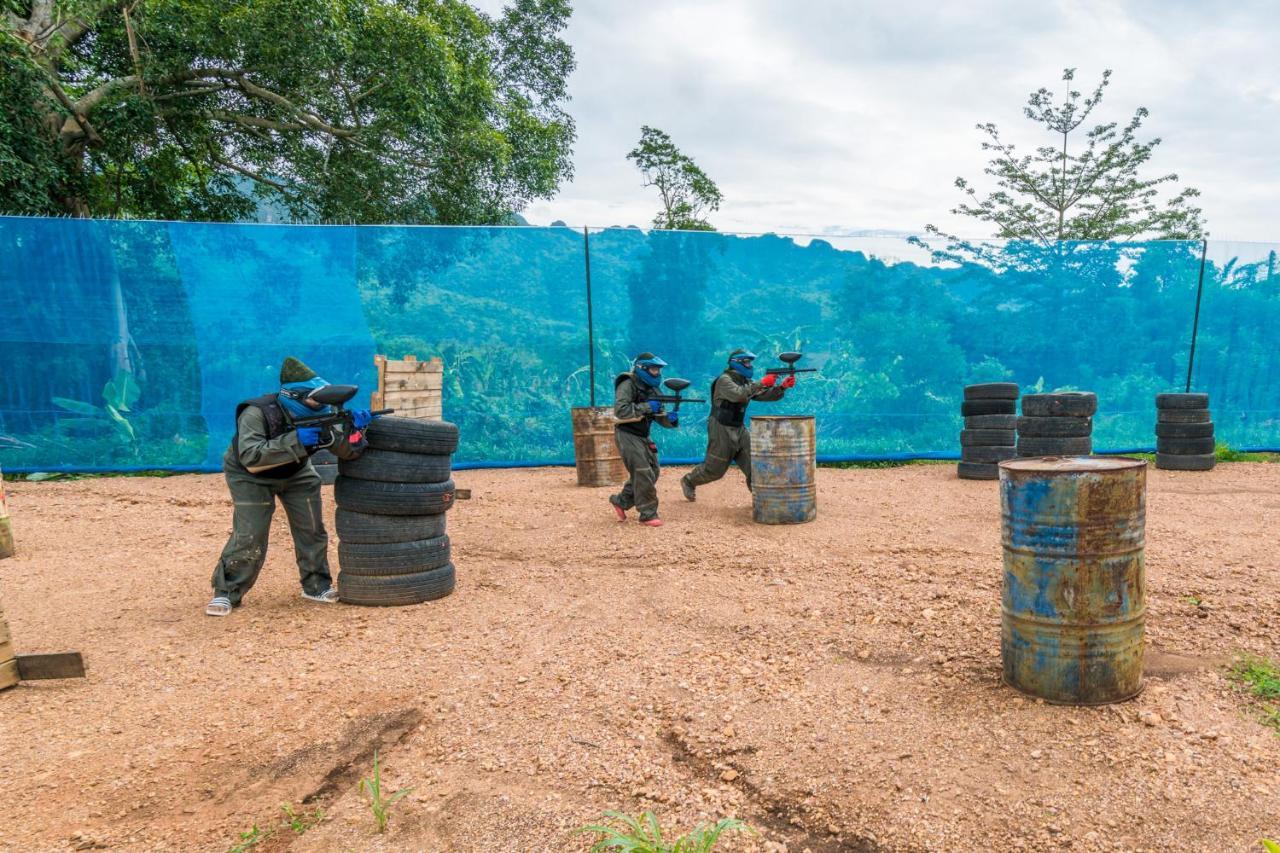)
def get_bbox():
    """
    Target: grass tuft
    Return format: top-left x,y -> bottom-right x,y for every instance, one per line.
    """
358,750 -> 413,834
576,810 -> 754,852
1229,655 -> 1280,733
